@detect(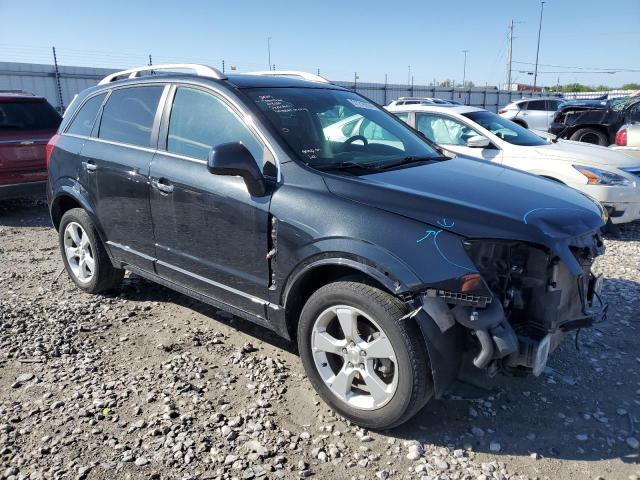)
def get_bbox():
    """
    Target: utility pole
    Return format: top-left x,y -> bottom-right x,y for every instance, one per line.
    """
533,1 -> 546,91
148,54 -> 152,66
267,37 -> 272,70
222,60 -> 225,74
51,46 -> 64,112
506,20 -> 514,90
407,65 -> 411,88
462,50 -> 469,87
